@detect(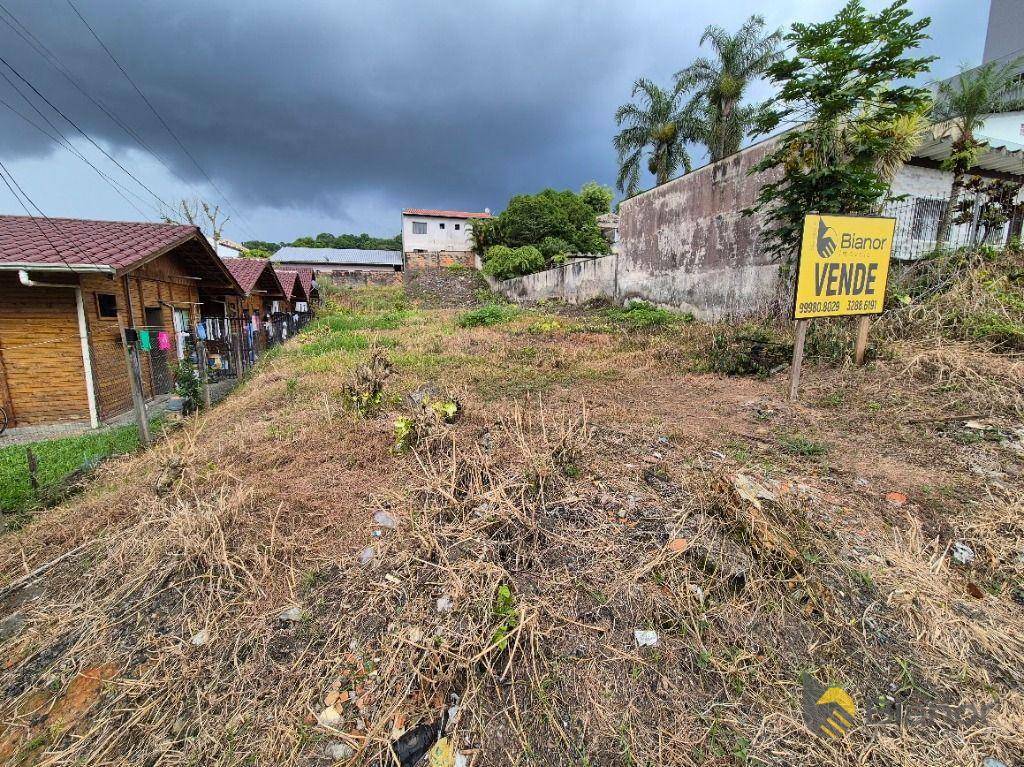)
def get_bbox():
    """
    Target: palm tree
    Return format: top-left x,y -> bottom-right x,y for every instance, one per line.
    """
933,59 -> 1024,245
674,15 -> 782,162
613,79 -> 694,198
